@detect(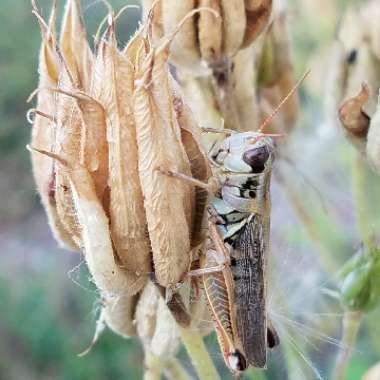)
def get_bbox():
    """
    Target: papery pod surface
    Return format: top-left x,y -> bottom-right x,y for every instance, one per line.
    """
132,25 -> 195,287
